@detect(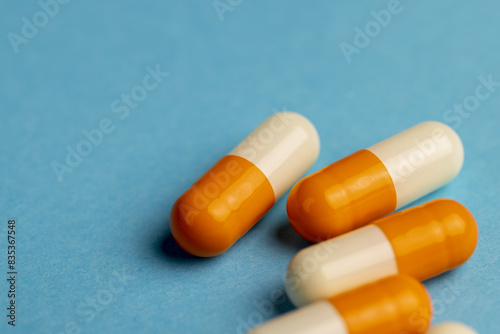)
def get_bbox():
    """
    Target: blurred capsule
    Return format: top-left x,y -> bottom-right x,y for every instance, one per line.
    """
250,275 -> 432,334
427,322 -> 478,334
